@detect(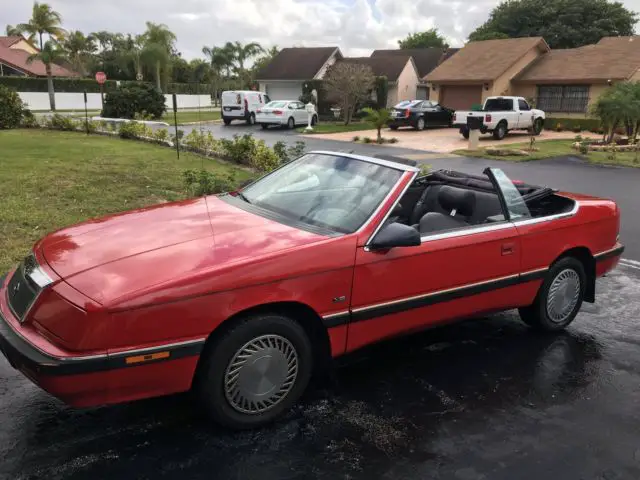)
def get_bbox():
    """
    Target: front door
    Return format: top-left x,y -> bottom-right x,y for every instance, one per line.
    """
348,225 -> 522,352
